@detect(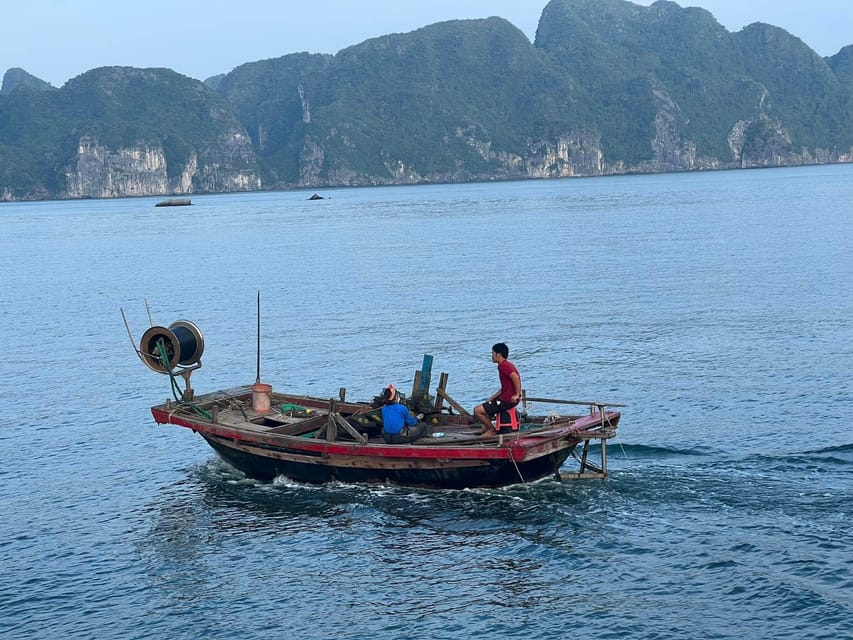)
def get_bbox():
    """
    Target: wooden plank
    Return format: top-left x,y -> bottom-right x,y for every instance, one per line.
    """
579,457 -> 603,474
314,422 -> 327,439
333,413 -> 368,445
579,440 -> 590,473
435,388 -> 471,417
267,414 -> 328,435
